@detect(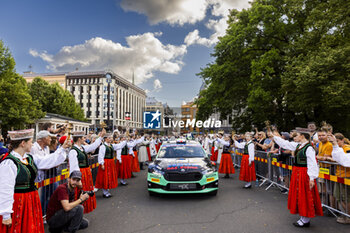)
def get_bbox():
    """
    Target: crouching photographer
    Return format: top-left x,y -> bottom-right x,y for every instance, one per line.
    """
46,171 -> 91,233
